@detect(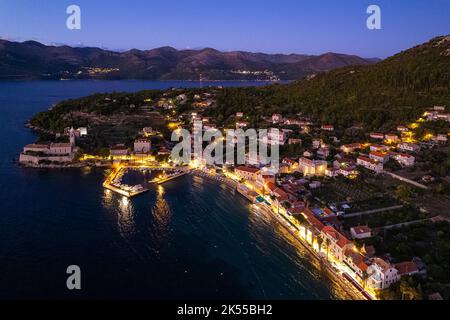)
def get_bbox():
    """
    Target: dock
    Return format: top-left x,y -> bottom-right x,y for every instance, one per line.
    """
151,170 -> 189,184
